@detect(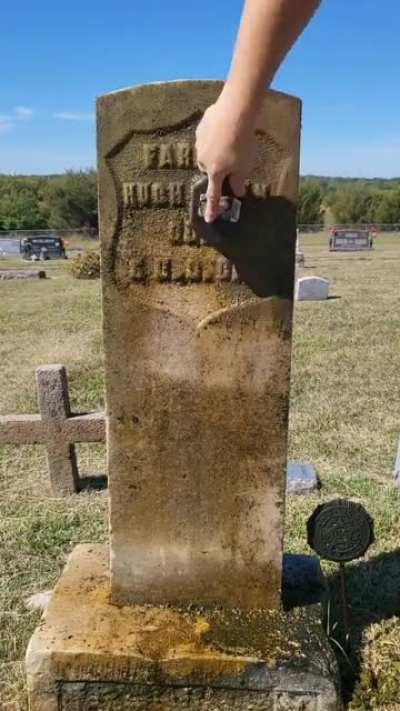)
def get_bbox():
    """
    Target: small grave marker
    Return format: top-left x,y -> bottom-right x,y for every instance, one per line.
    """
308,499 -> 374,642
287,462 -> 319,494
296,275 -> 329,301
0,270 -> 46,280
0,365 -> 105,496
